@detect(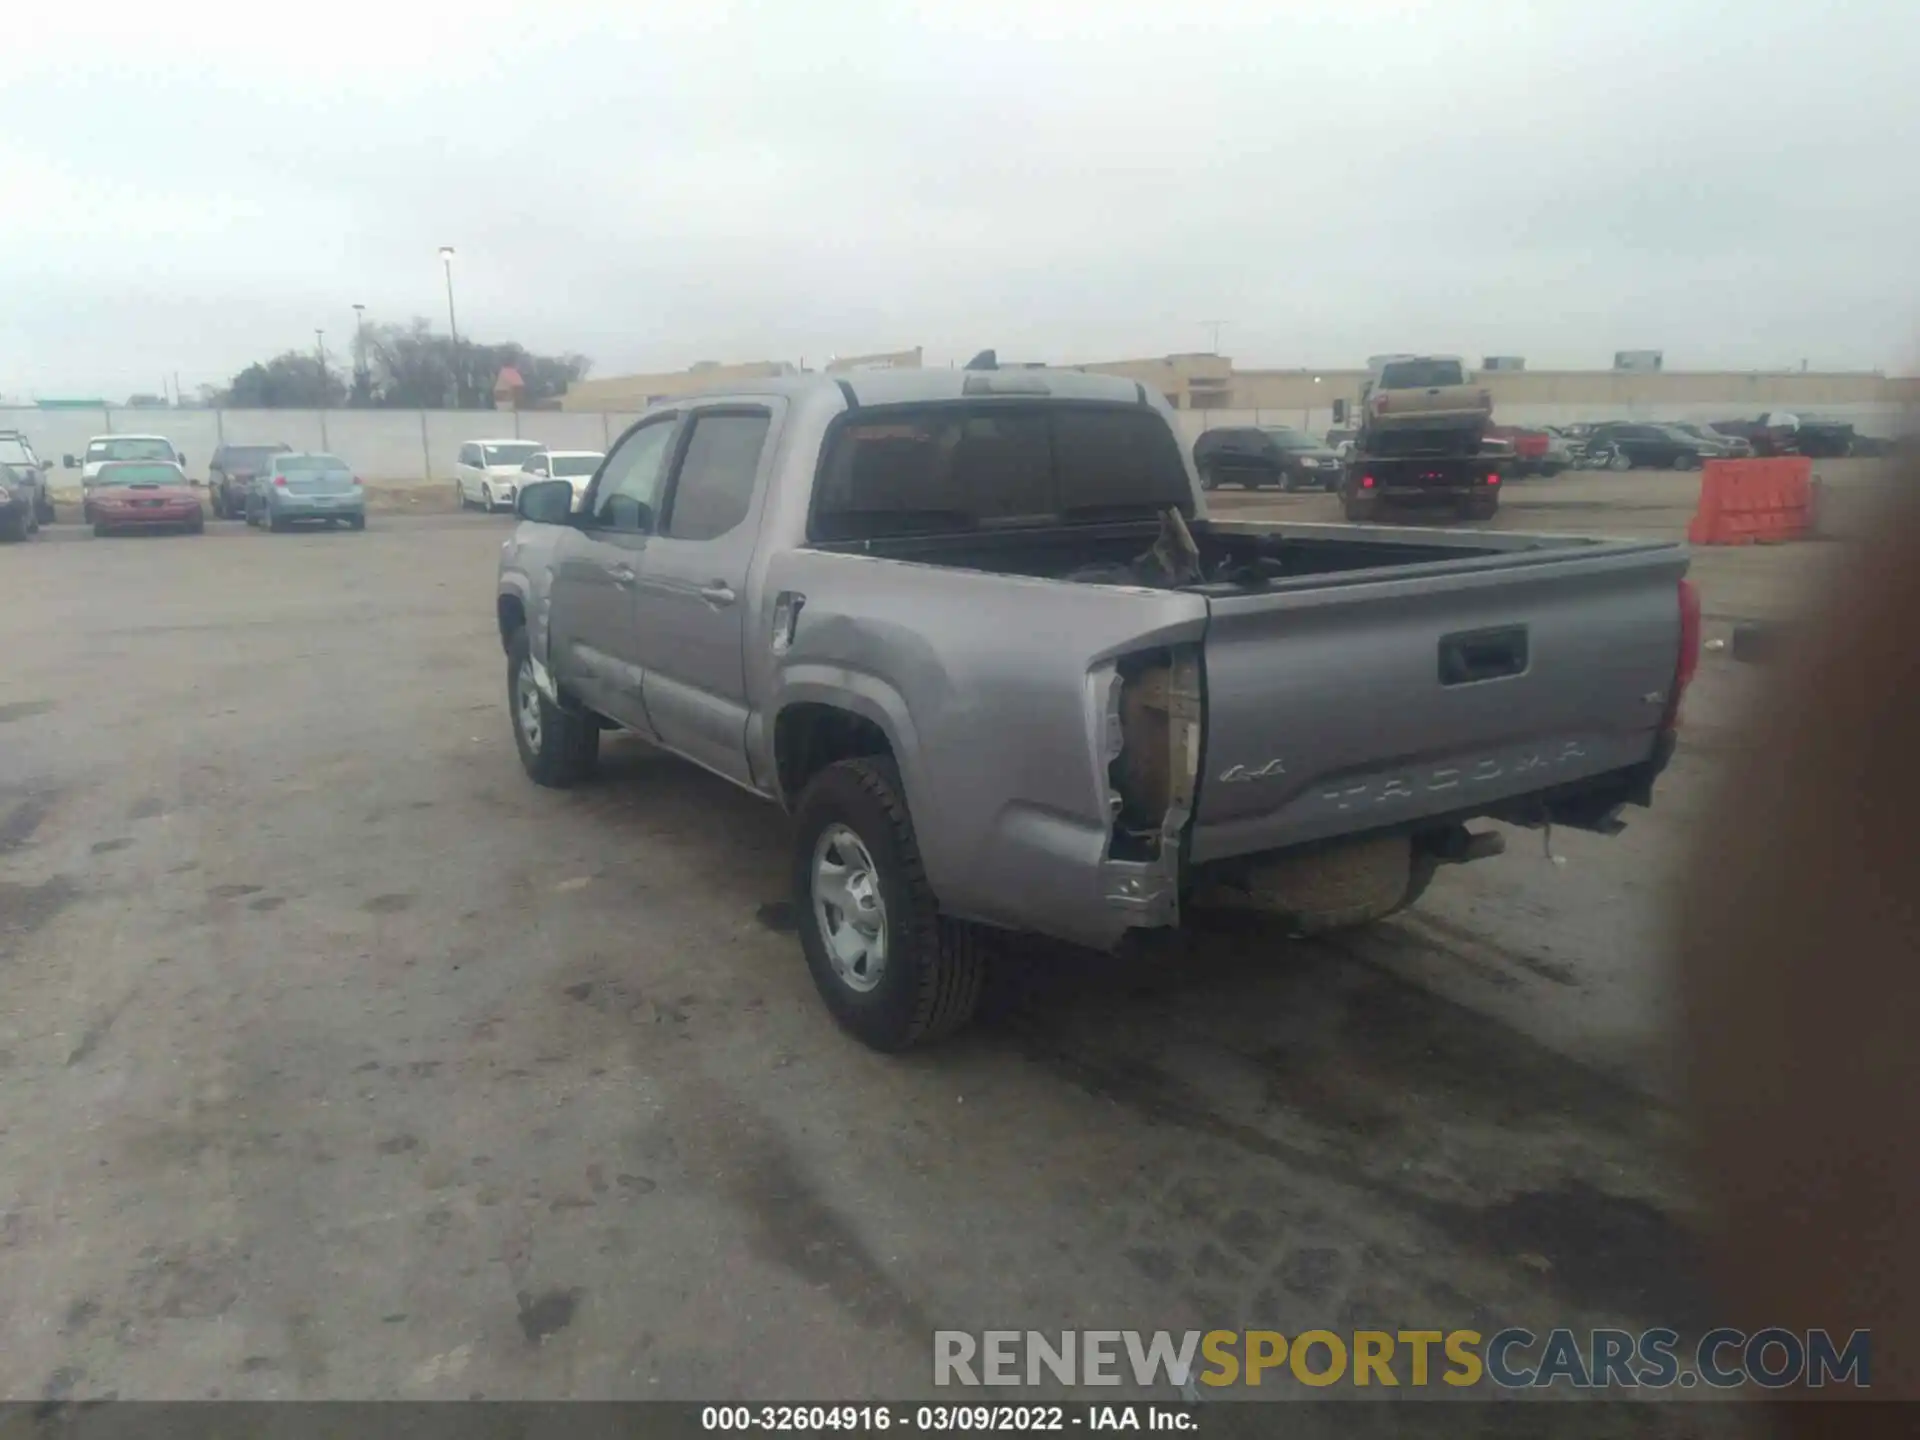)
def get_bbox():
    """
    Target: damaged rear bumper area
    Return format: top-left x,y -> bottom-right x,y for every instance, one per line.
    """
1094,643 -> 1678,945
